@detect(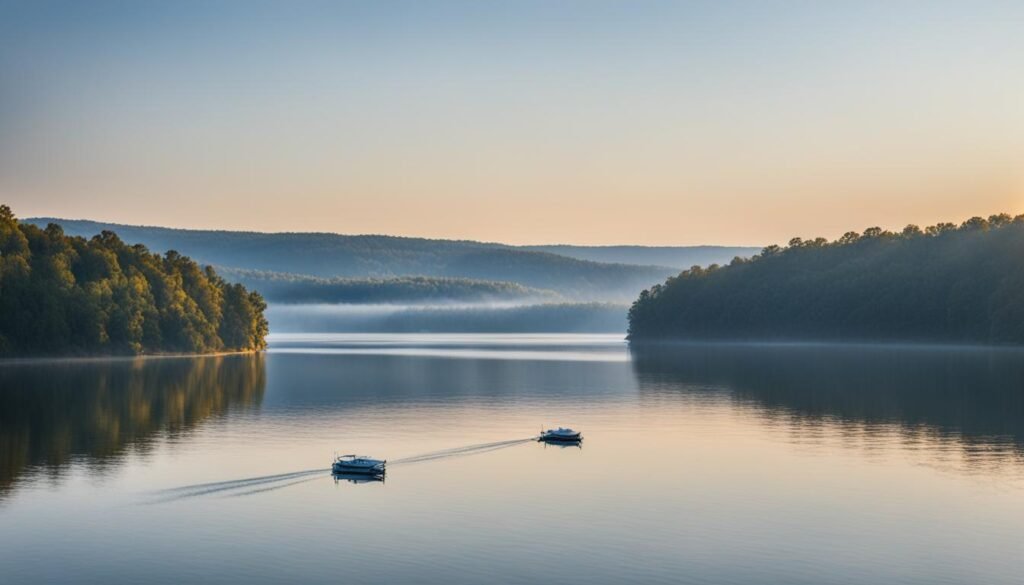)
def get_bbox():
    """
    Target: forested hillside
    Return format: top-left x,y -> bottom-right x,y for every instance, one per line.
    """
0,206 -> 268,355
523,245 -> 759,269
628,214 -> 1024,344
27,218 -> 673,300
219,268 -> 559,304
